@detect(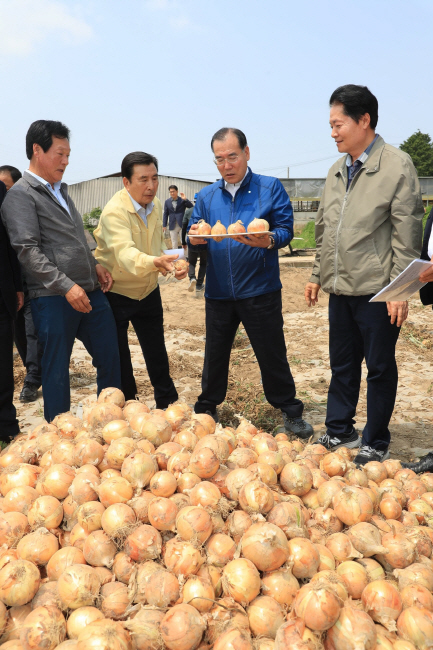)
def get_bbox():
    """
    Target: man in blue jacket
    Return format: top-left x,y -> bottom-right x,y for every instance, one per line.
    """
163,185 -> 193,249
188,128 -> 313,438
